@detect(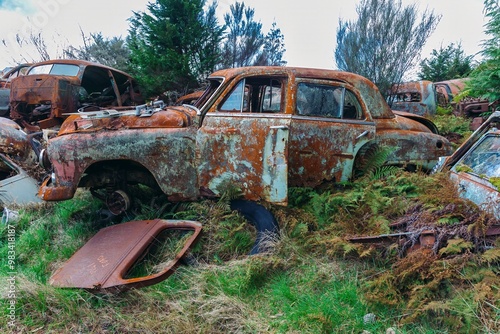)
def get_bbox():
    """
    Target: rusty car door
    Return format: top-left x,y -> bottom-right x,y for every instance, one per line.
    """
197,76 -> 290,205
288,80 -> 375,187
